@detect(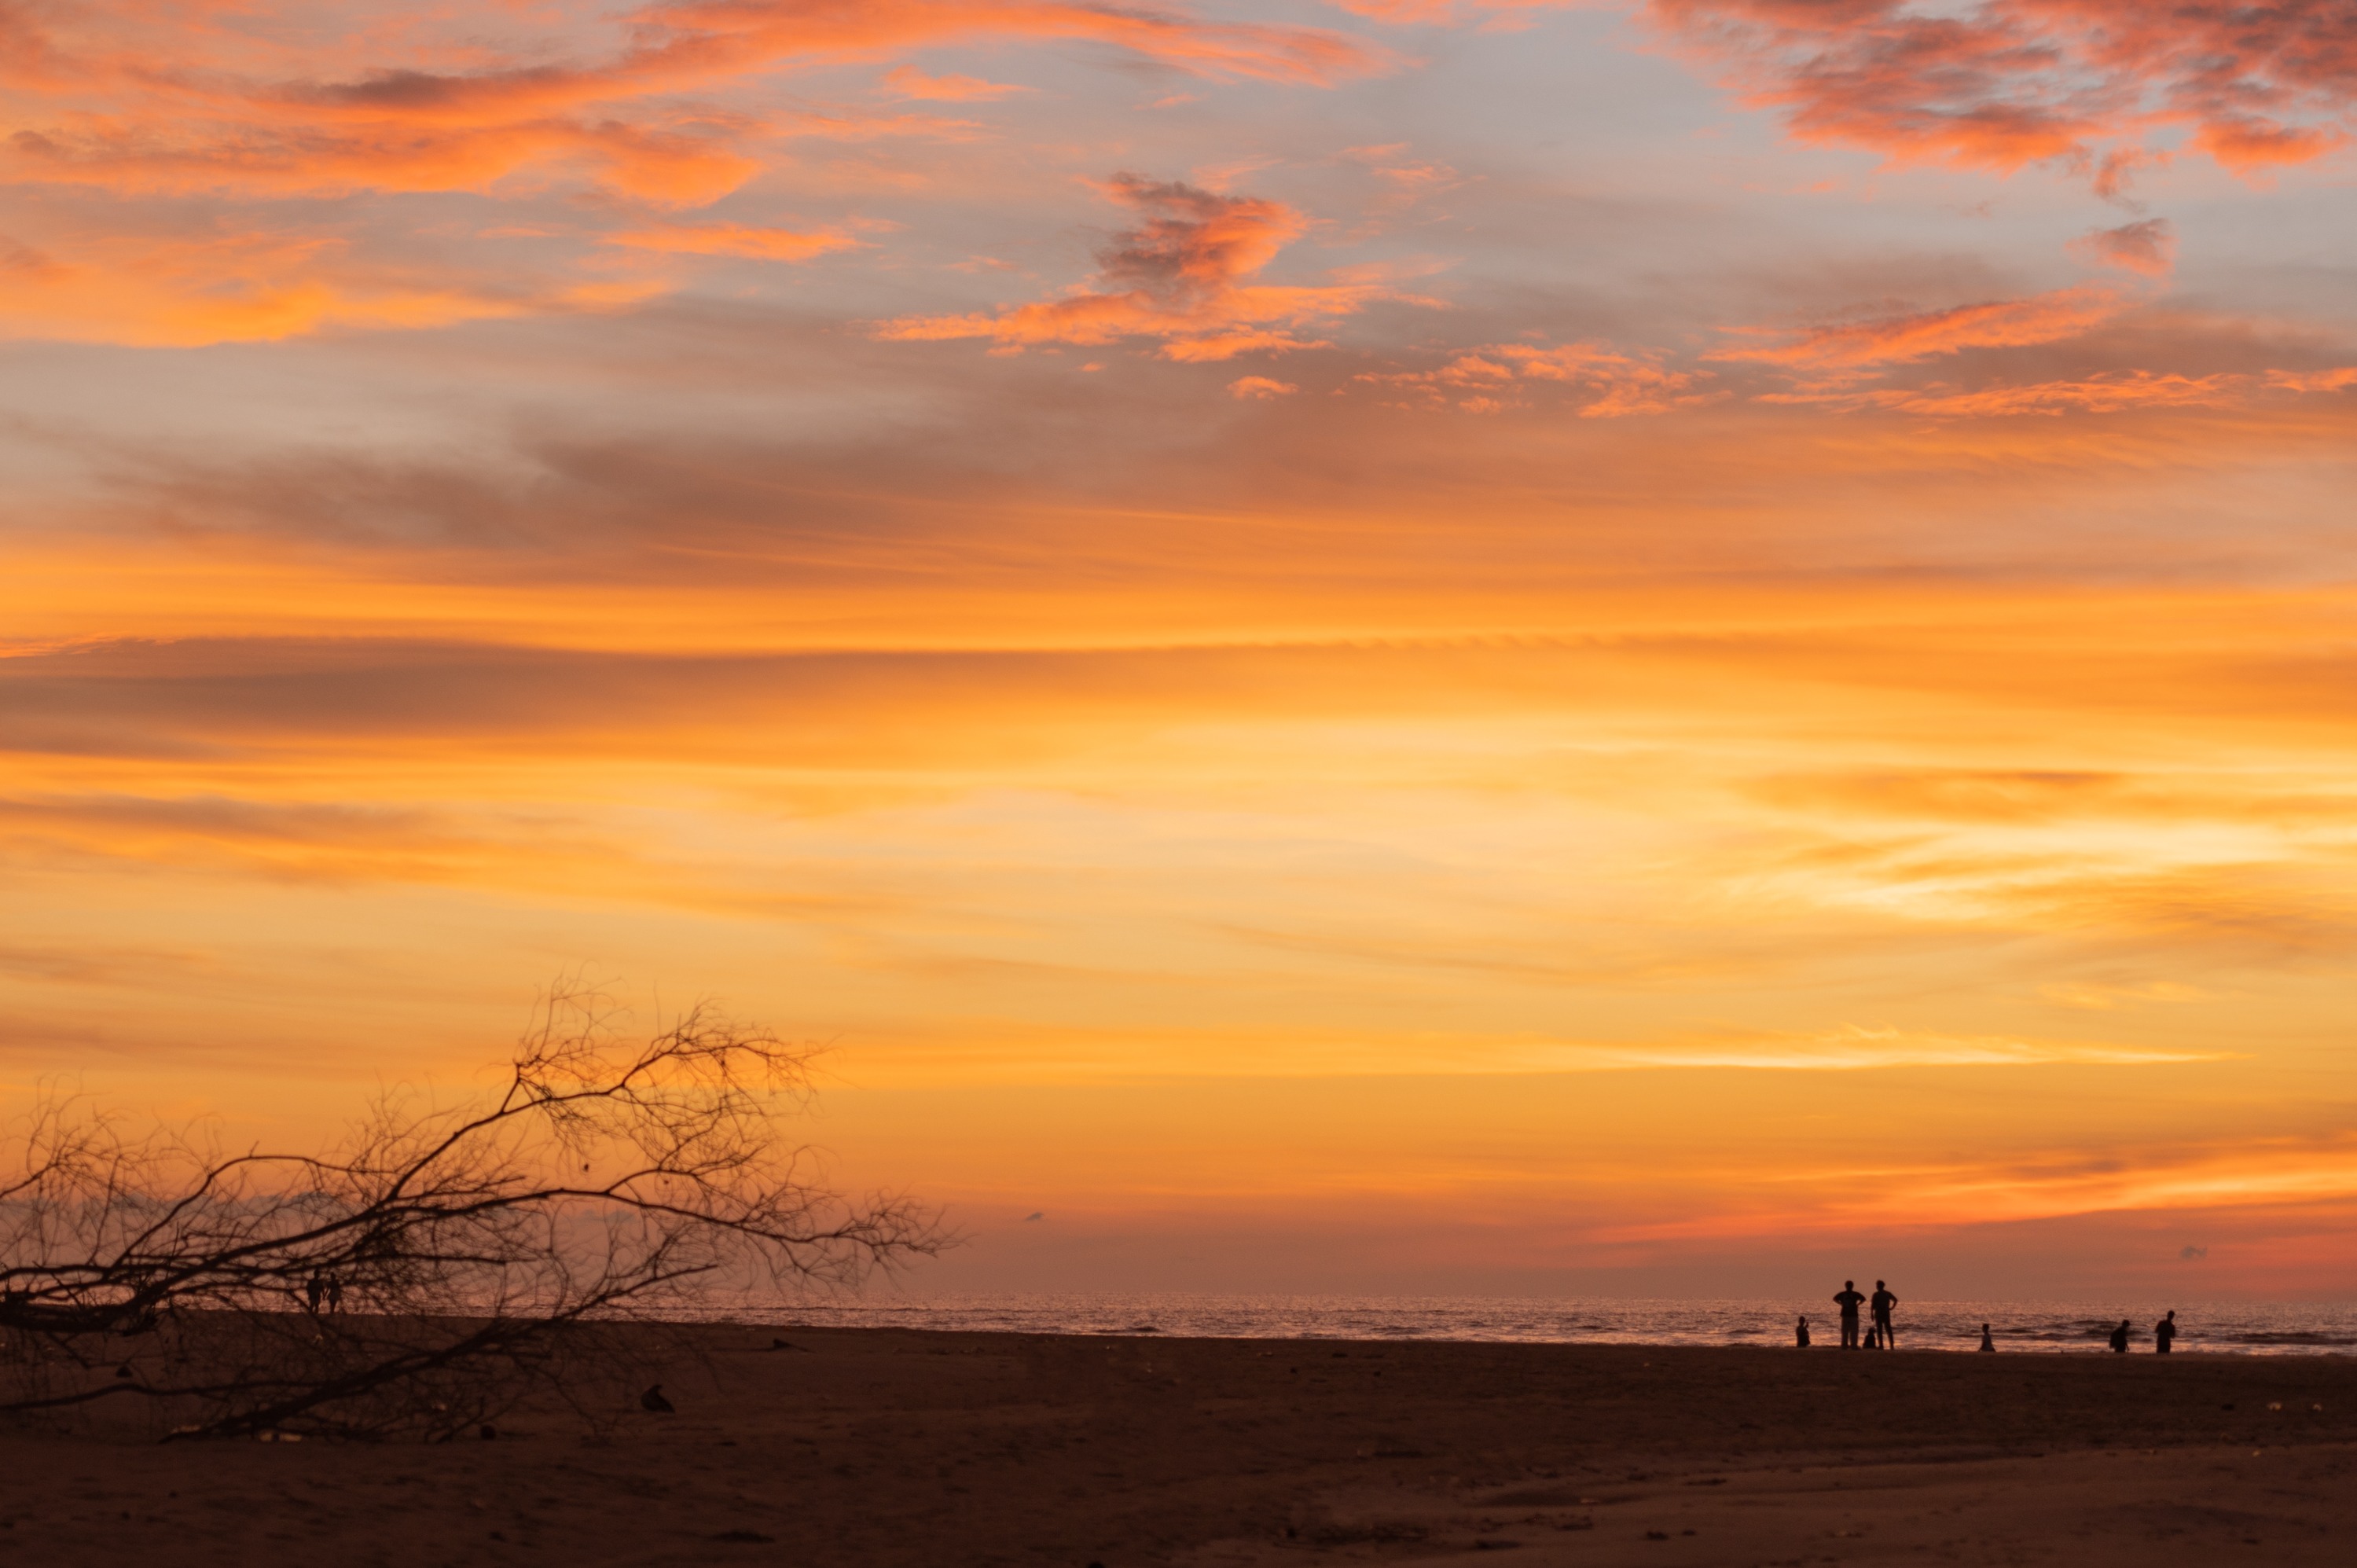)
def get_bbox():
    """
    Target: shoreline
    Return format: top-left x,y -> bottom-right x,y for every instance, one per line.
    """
736,1294 -> 2357,1357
